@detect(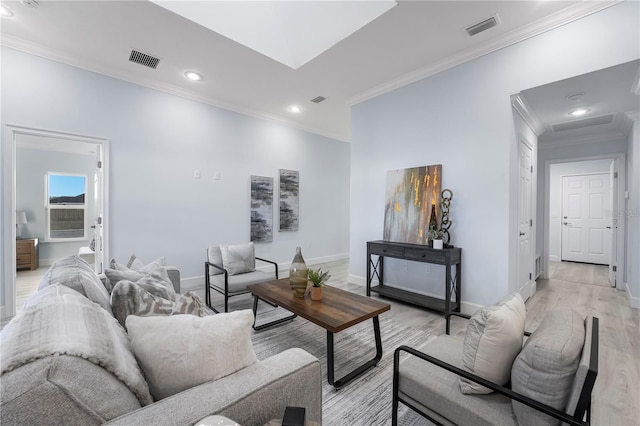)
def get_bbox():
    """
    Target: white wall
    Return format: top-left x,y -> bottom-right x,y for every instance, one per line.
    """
1,47 -> 351,295
547,159 -> 613,262
16,146 -> 96,264
627,121 -> 640,307
350,1 -> 639,309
